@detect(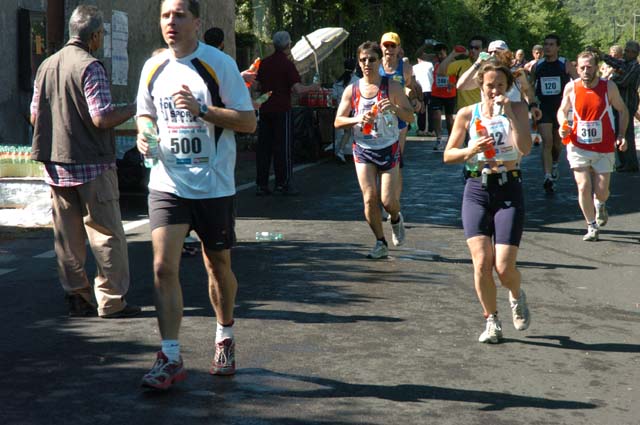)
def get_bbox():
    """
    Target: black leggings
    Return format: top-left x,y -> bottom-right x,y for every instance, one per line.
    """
461,177 -> 525,246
